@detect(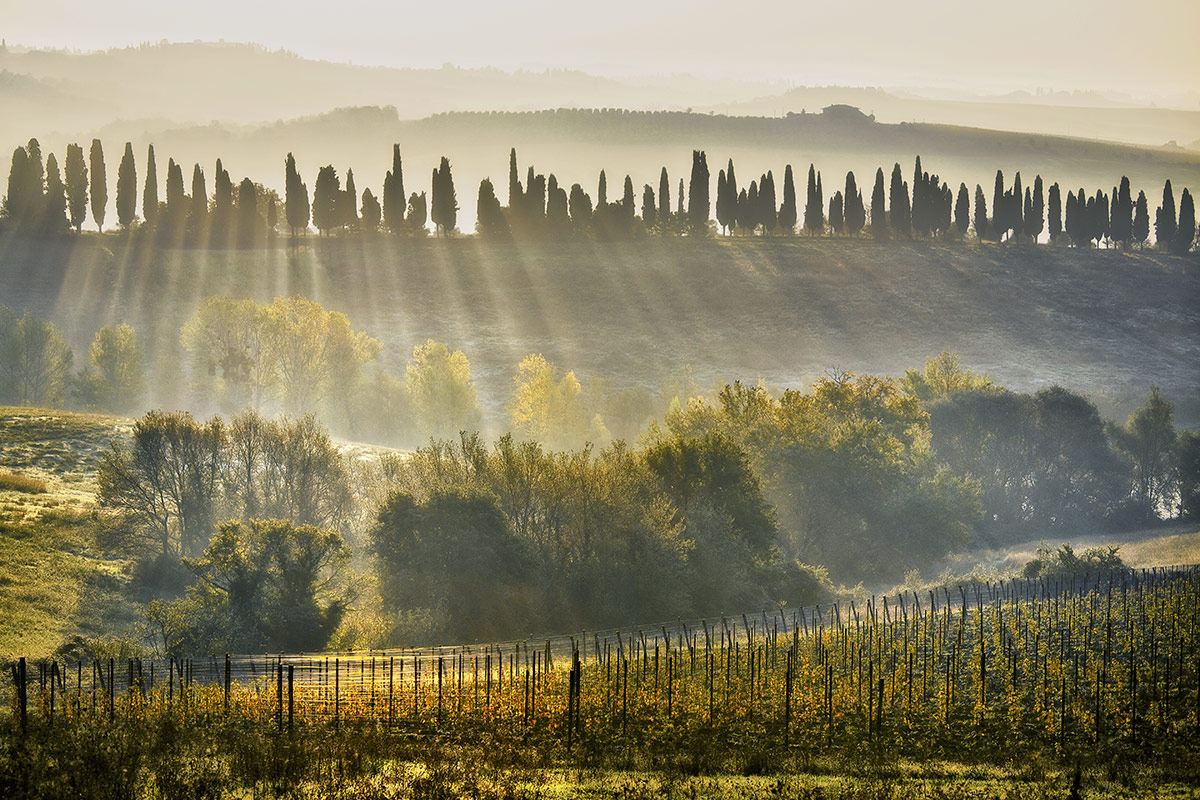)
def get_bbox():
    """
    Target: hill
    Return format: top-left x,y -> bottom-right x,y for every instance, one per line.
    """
2,235 -> 1197,430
